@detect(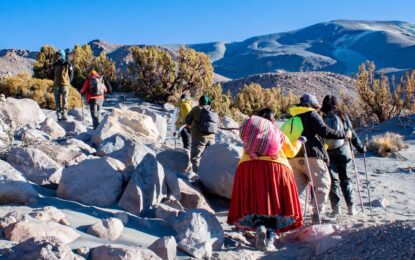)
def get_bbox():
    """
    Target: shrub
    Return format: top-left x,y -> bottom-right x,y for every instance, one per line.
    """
368,132 -> 408,157
129,46 -> 176,103
174,46 -> 214,98
233,83 -> 298,118
33,45 -> 57,79
0,74 -> 81,110
355,61 -> 411,123
204,83 -> 232,117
